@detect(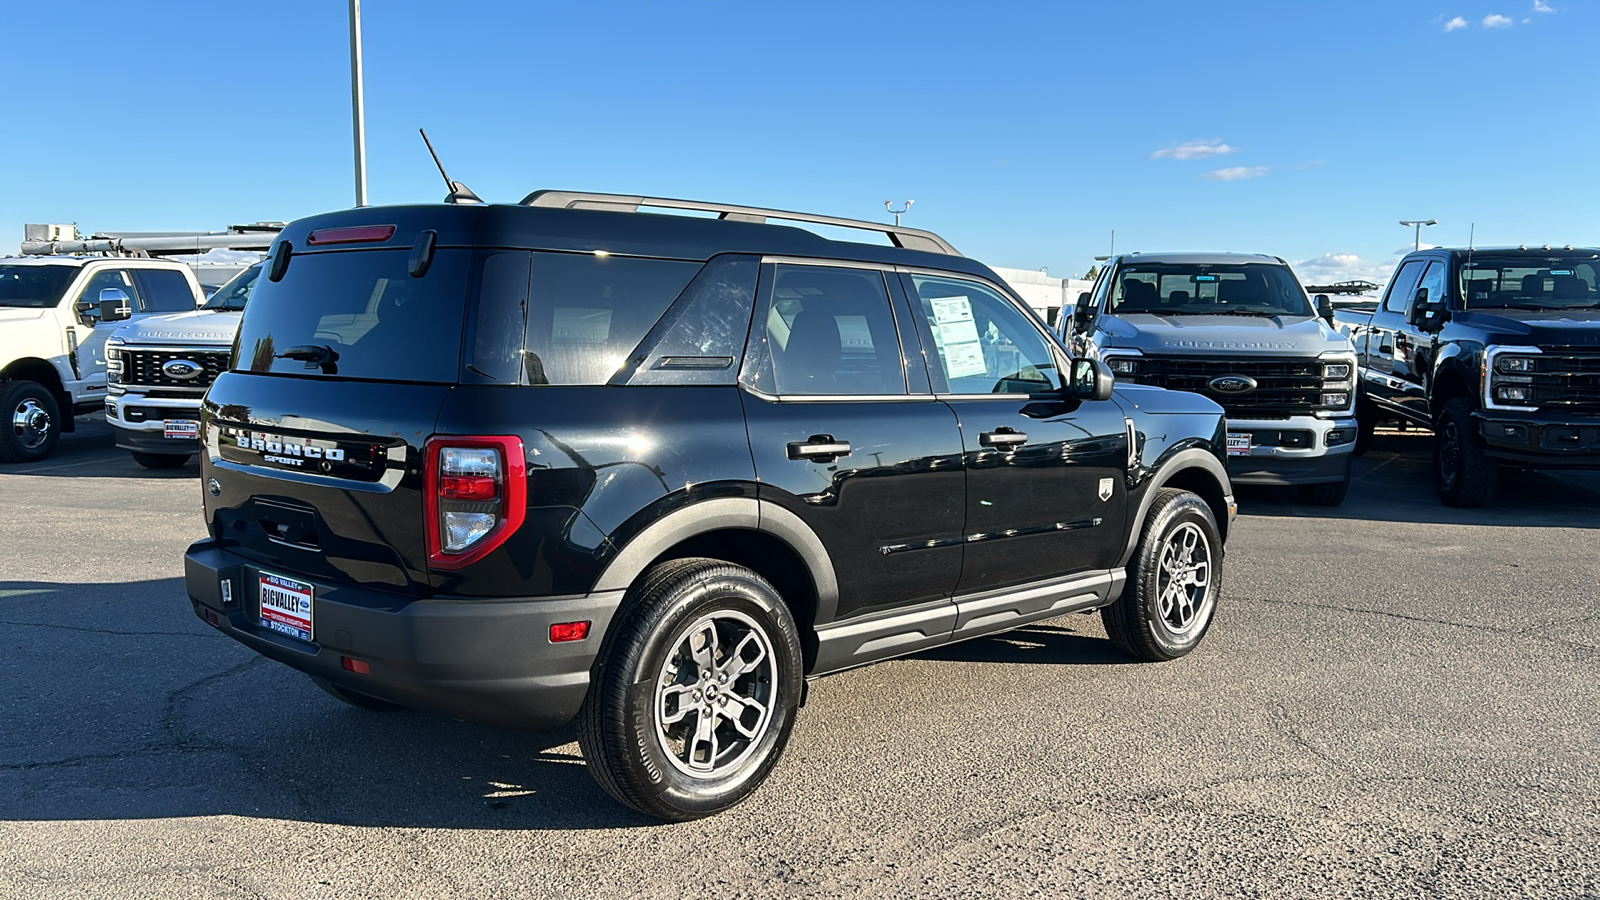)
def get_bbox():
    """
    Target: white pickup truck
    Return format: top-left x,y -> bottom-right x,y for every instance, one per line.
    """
0,257 -> 205,463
